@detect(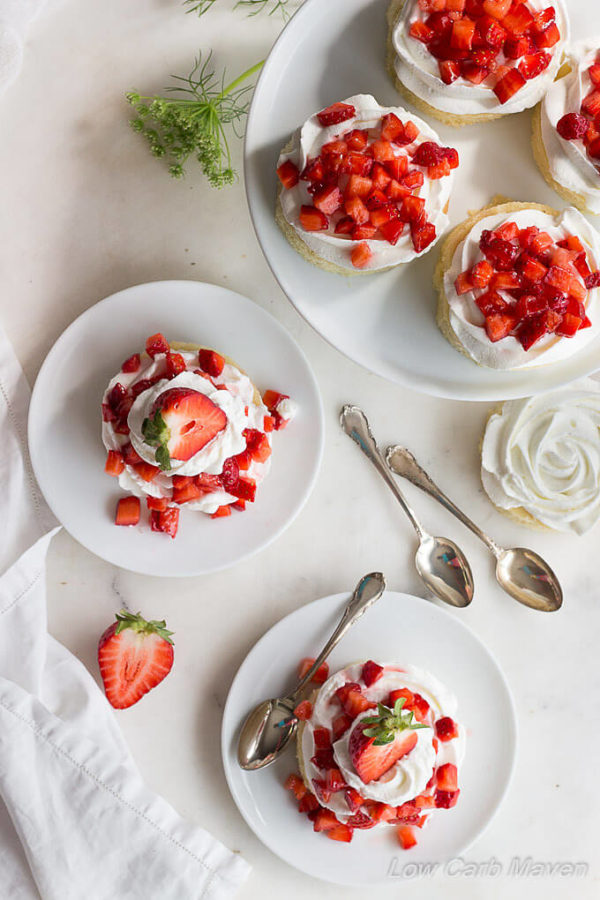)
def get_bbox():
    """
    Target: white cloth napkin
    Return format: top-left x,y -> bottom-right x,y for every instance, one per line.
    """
0,0 -> 45,95
0,325 -> 250,898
